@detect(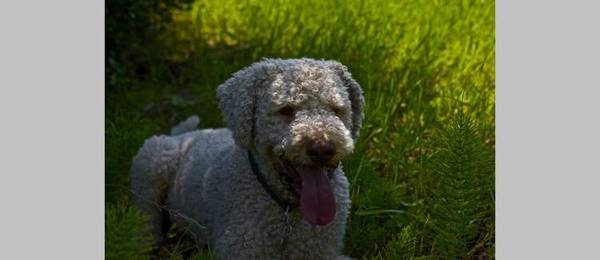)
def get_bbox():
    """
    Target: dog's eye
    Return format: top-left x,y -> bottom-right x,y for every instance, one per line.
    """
332,107 -> 345,116
278,106 -> 295,117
